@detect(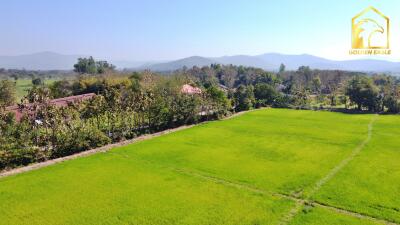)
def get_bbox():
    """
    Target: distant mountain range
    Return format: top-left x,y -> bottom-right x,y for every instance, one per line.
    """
139,53 -> 400,74
1,52 -> 400,74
